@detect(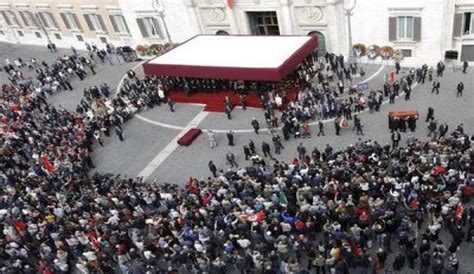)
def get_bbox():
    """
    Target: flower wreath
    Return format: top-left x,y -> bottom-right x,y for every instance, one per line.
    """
367,45 -> 380,60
